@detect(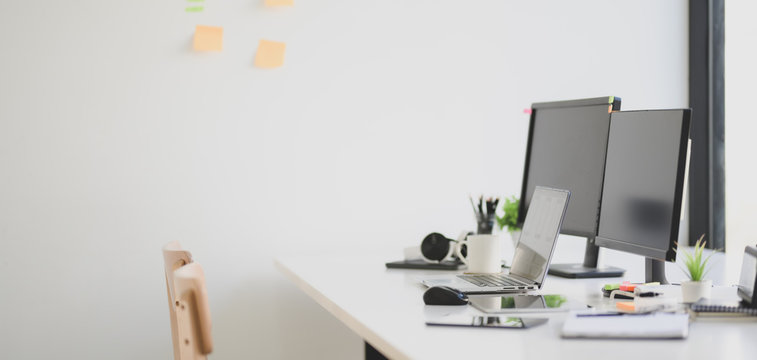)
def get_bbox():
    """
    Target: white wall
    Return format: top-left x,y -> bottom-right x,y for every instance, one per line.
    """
0,1 -> 687,359
724,2 -> 757,281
